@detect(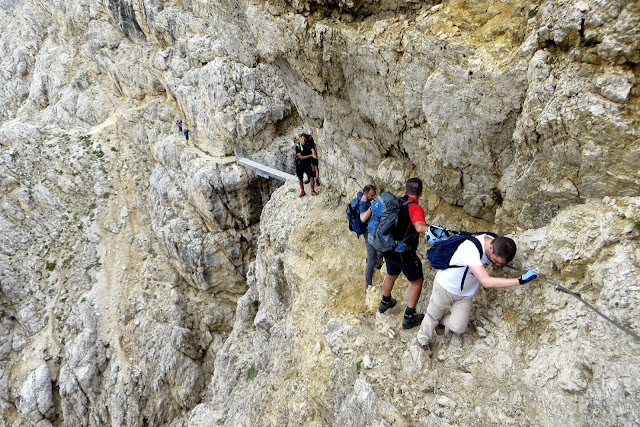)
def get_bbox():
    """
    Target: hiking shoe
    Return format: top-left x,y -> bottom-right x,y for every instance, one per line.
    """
311,190 -> 318,196
298,191 -> 306,197
402,312 -> 425,329
374,259 -> 384,270
378,297 -> 397,313
417,339 -> 432,357
435,324 -> 445,336
315,177 -> 321,186
304,178 -> 310,184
